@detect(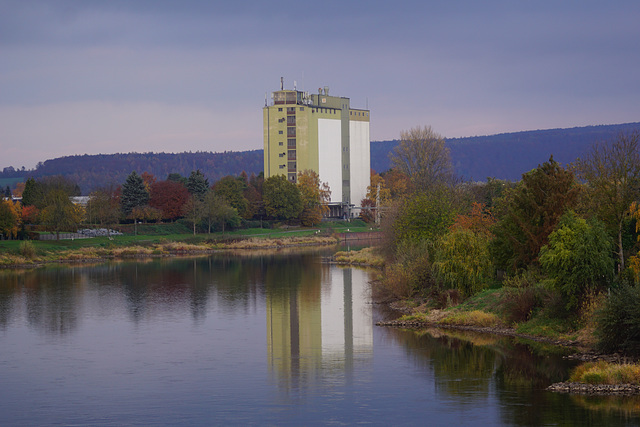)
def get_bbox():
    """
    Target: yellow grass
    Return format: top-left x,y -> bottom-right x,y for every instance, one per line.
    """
439,310 -> 503,328
333,247 -> 385,267
569,361 -> 640,385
